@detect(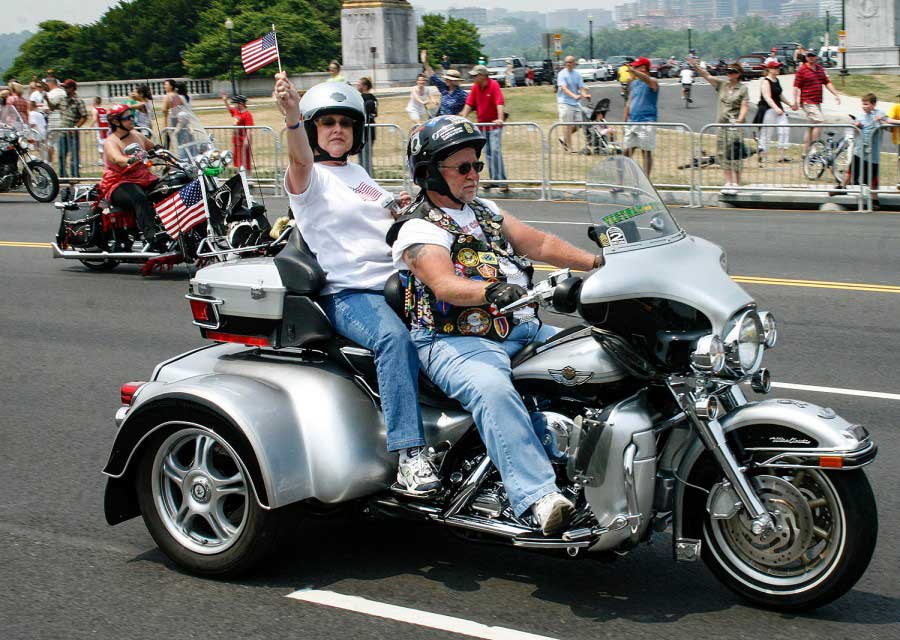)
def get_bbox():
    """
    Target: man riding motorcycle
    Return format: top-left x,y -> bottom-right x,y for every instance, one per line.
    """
98,104 -> 164,251
387,116 -> 604,534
